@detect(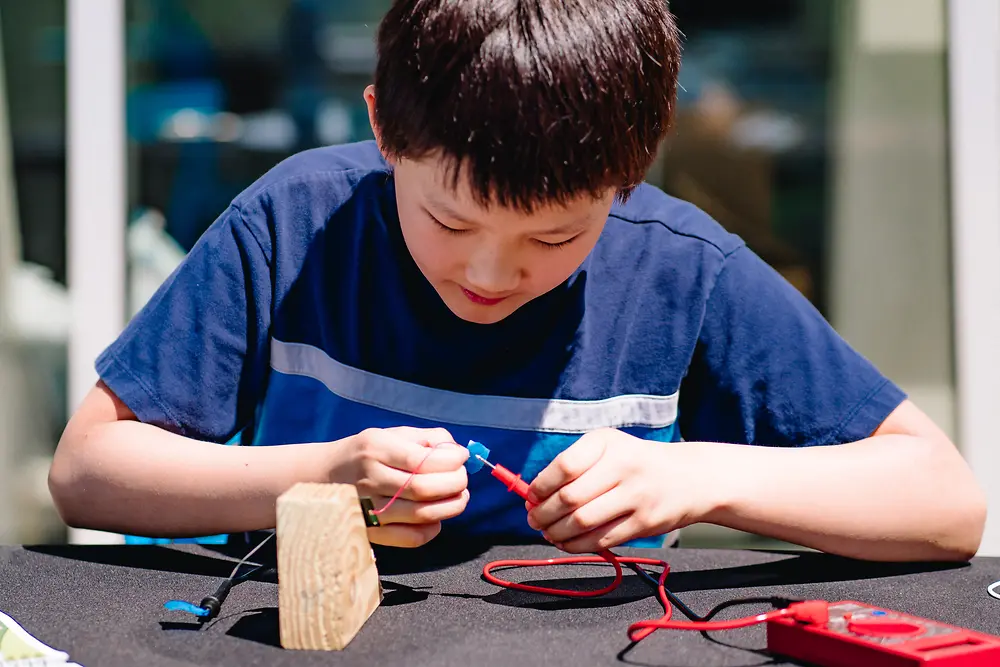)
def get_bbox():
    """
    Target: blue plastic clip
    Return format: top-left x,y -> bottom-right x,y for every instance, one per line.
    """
465,440 -> 490,474
164,600 -> 210,617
